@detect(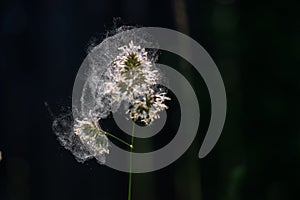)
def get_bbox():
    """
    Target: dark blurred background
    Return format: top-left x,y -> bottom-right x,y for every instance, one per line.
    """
0,0 -> 299,199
